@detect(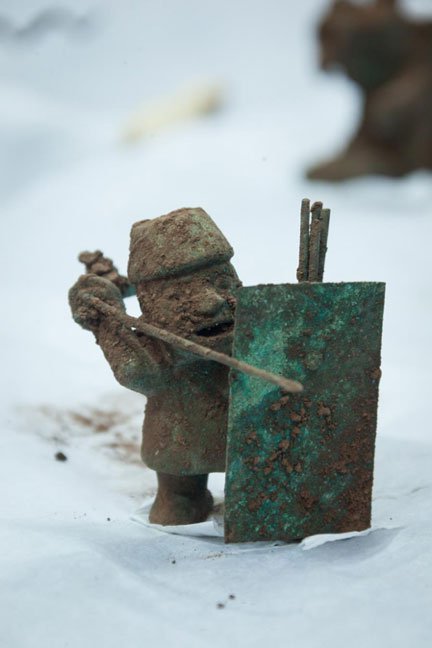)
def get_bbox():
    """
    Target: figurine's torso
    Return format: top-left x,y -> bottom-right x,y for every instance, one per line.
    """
142,359 -> 229,475
96,319 -> 230,475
